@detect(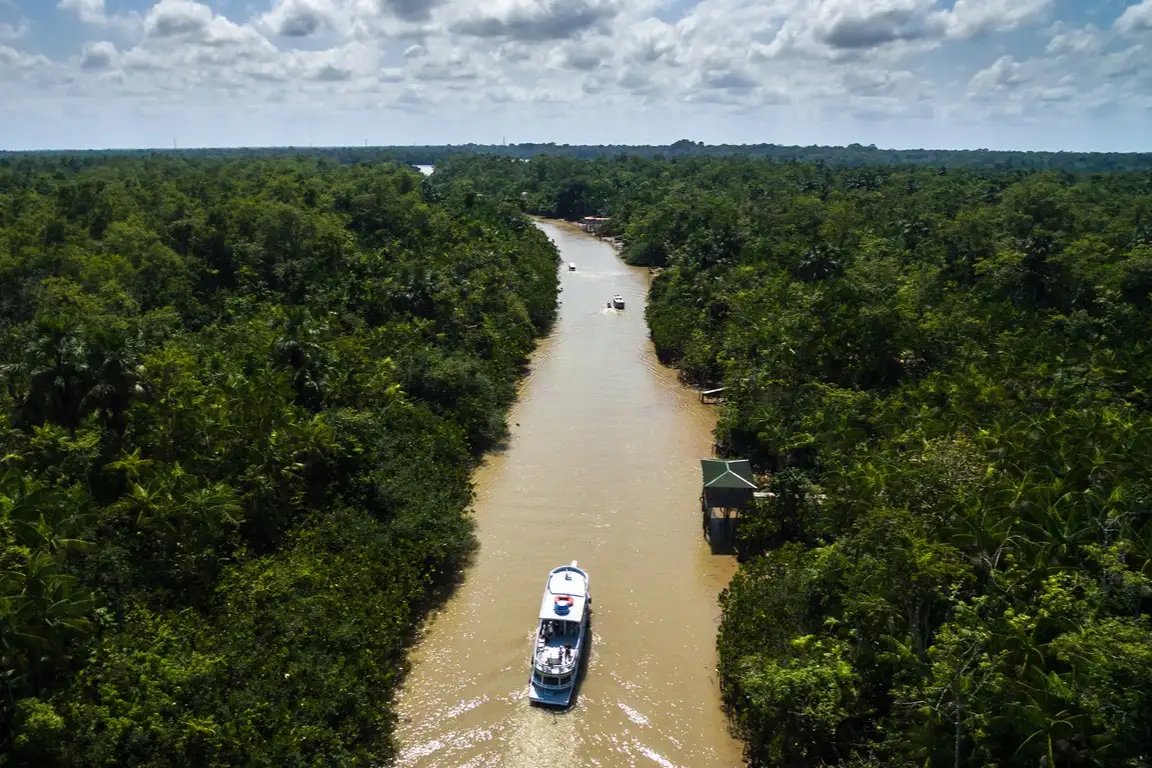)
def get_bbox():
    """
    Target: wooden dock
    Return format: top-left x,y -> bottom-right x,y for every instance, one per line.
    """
699,387 -> 727,404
